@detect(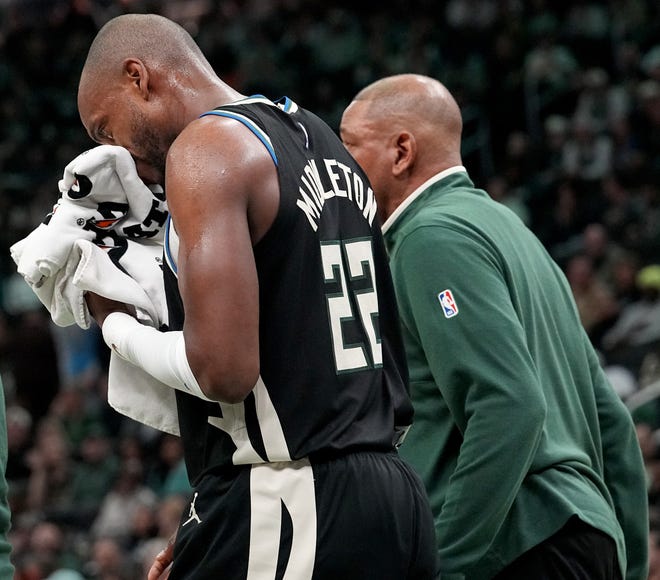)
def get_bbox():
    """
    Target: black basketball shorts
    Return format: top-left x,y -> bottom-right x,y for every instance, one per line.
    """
169,451 -> 437,579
